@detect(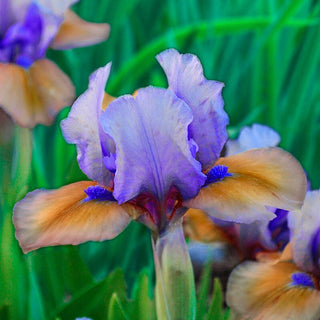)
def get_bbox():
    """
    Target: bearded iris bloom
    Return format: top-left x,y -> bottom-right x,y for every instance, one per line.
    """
13,49 -> 307,319
0,0 -> 109,128
227,190 -> 320,320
